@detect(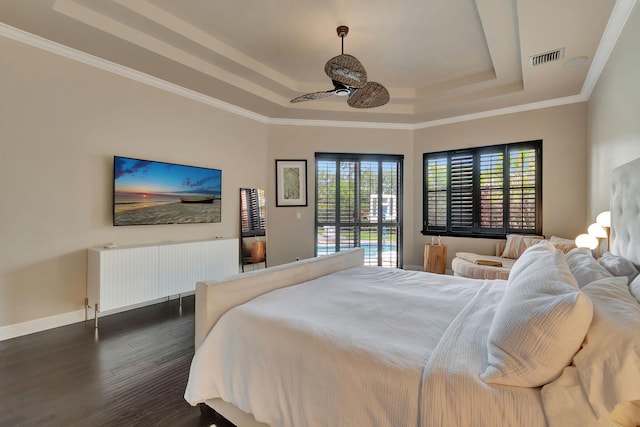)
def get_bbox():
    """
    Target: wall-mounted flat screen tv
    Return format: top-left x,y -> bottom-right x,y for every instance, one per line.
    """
113,156 -> 222,226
